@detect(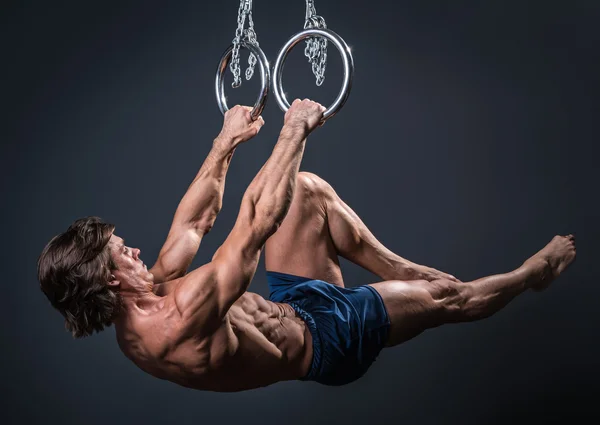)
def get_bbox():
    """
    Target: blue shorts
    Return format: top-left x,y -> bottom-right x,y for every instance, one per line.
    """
267,271 -> 391,386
